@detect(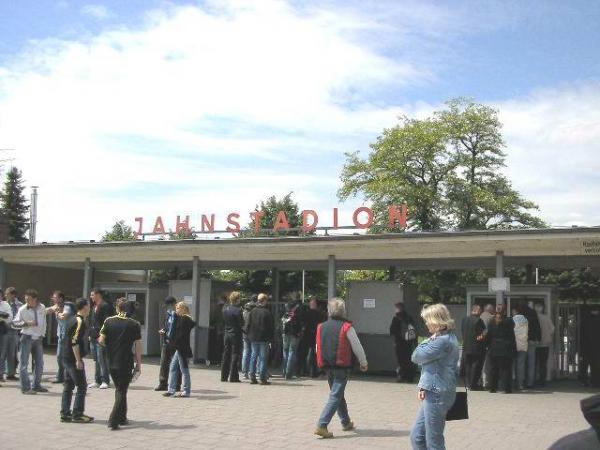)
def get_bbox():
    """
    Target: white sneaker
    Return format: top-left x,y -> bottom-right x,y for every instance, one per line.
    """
88,382 -> 100,388
99,382 -> 109,389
